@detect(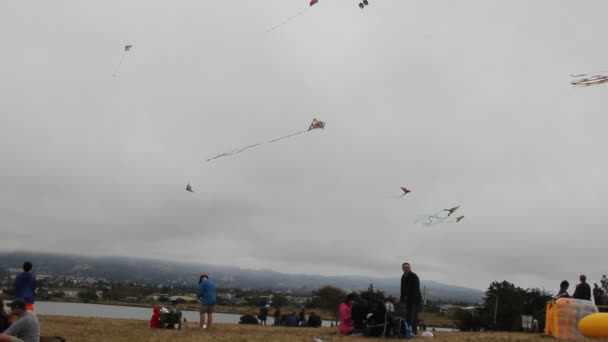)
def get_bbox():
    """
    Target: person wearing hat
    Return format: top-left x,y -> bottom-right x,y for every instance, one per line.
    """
0,298 -> 40,342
